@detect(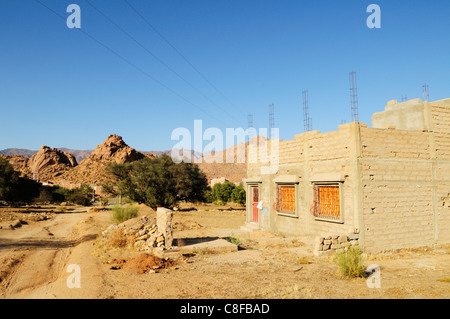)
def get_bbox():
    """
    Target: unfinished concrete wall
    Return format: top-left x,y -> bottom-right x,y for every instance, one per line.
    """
371,99 -> 429,131
360,99 -> 450,251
